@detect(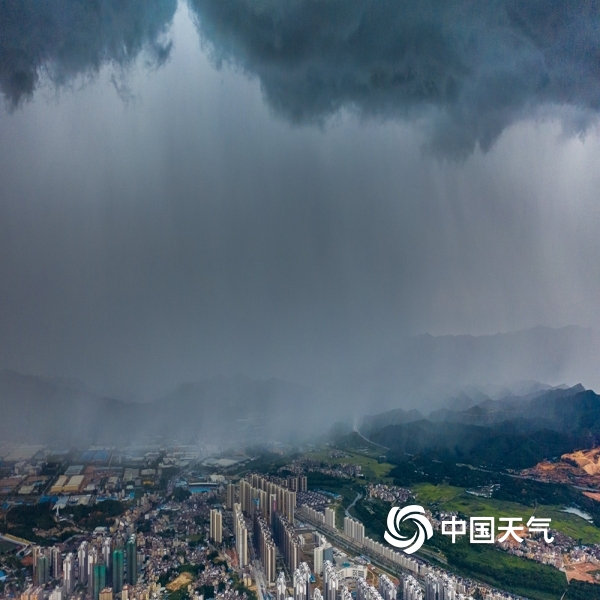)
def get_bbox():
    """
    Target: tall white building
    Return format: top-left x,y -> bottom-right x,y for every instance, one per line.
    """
256,512 -> 277,583
378,574 -> 397,600
300,563 -> 311,591
77,541 -> 88,584
210,509 -> 223,544
87,547 -> 98,593
356,577 -> 384,600
32,546 -> 41,581
227,484 -> 236,510
343,516 -> 365,545
313,540 -> 332,575
284,489 -> 296,524
277,572 -> 287,600
50,547 -> 62,580
425,573 -> 457,600
293,568 -> 308,600
403,576 -> 423,600
303,506 -> 325,524
49,588 -> 63,600
102,538 -> 111,573
234,503 -> 248,567
293,563 -> 311,600
323,561 -> 338,600
240,480 -> 252,515
425,574 -> 439,600
324,508 -> 336,529
63,553 -> 74,595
